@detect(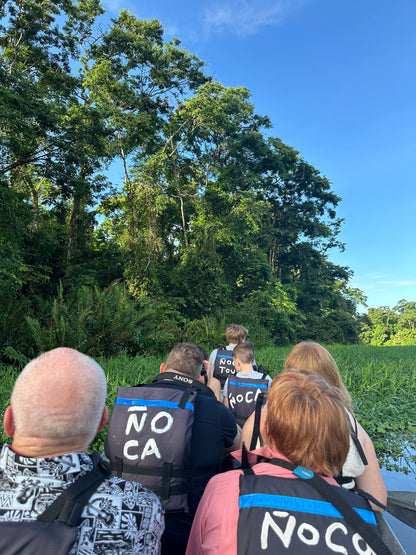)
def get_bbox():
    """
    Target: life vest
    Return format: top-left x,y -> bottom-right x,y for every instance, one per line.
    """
237,466 -> 380,554
227,374 -> 269,428
105,373 -> 212,512
213,347 -> 236,388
